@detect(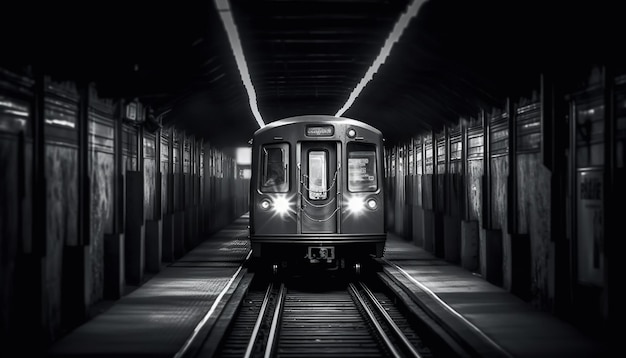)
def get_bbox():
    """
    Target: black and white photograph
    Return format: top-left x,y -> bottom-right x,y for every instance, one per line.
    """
0,0 -> 620,357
